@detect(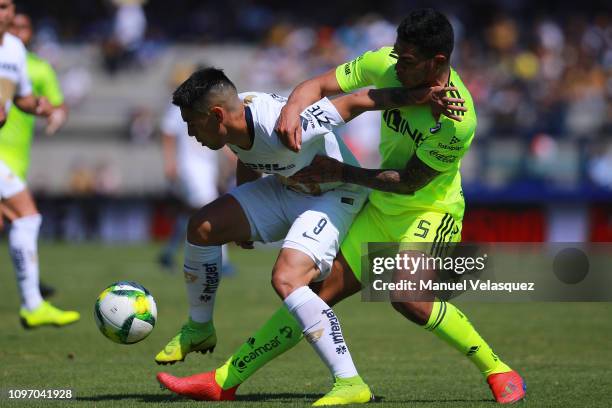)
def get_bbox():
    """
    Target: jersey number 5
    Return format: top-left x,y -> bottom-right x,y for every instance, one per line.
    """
414,219 -> 431,238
